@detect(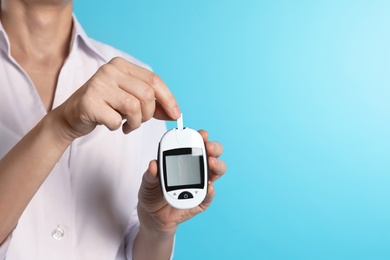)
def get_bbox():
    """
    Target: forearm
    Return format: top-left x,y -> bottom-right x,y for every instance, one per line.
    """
132,225 -> 175,260
0,109 -> 72,243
